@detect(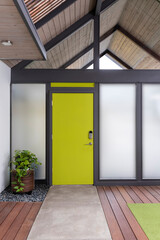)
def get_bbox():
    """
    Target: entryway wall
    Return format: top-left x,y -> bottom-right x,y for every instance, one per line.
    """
0,61 -> 11,193
11,69 -> 160,186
